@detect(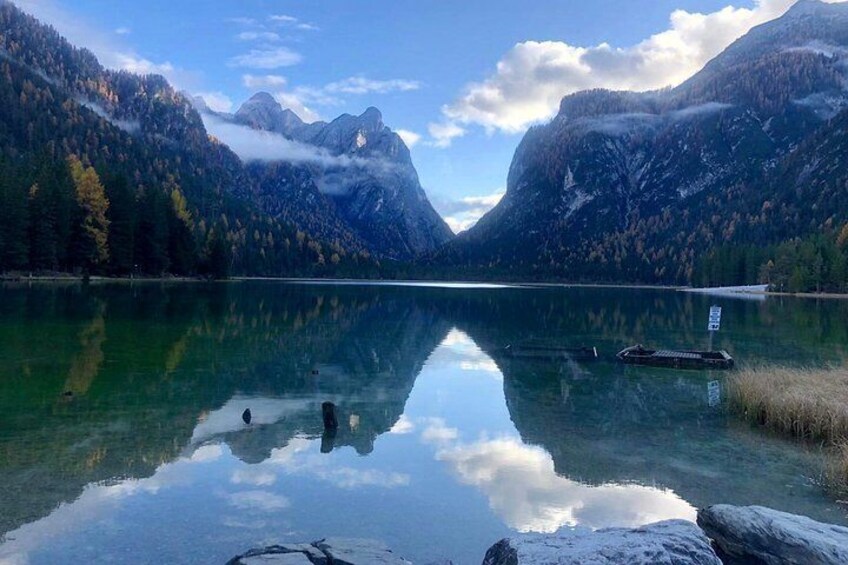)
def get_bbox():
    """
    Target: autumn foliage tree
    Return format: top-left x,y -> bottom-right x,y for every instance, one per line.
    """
68,155 -> 110,271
